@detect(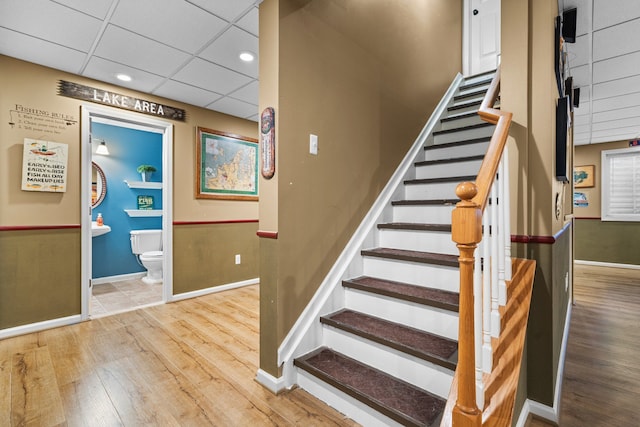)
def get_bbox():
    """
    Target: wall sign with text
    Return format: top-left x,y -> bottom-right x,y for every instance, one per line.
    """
21,139 -> 68,192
